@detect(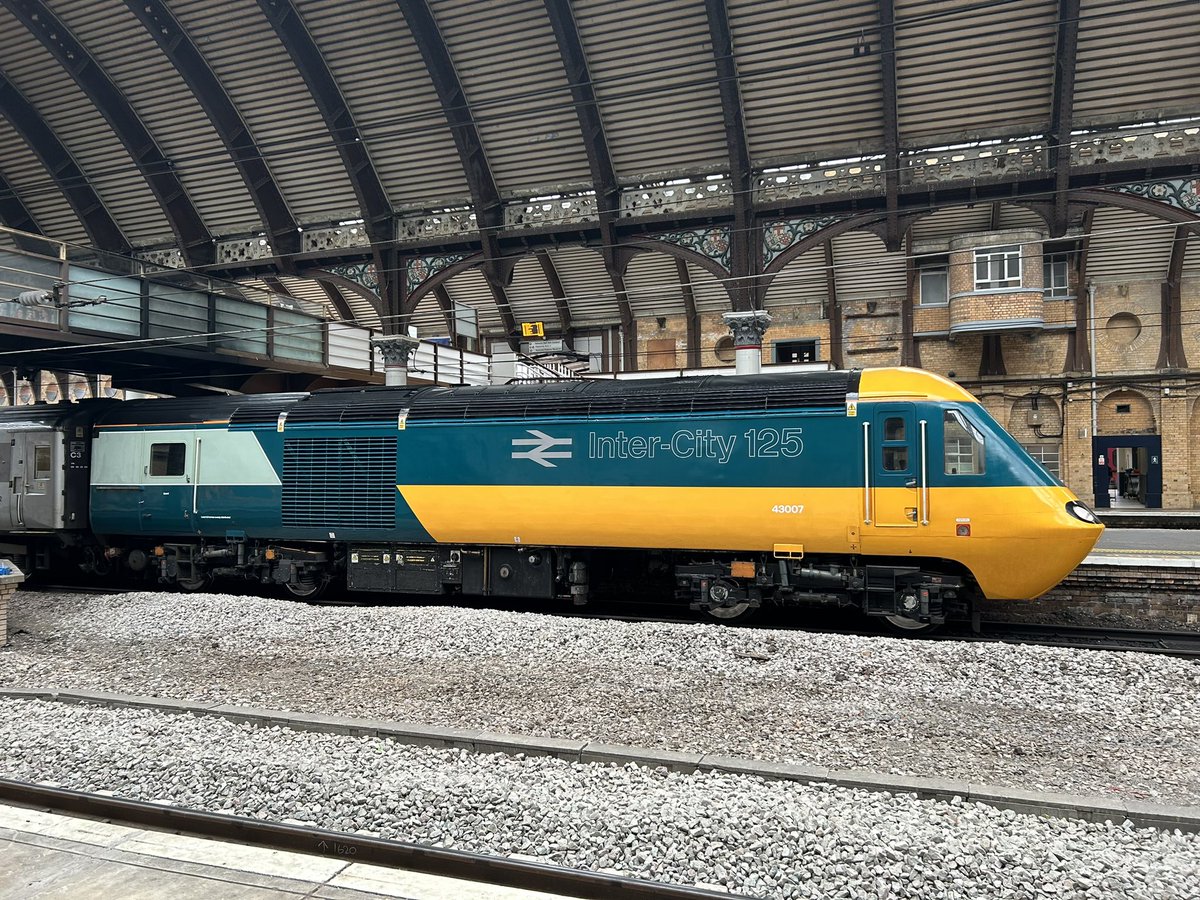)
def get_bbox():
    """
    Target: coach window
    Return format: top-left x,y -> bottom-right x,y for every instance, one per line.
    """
33,445 -> 52,480
944,410 -> 985,475
882,416 -> 908,471
150,442 -> 186,477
